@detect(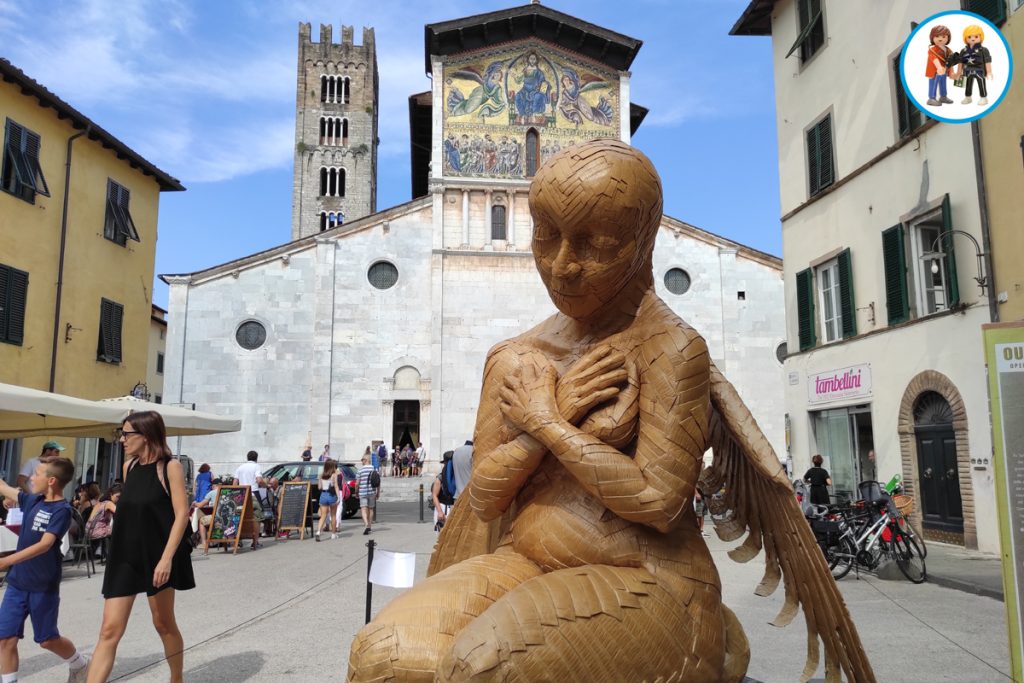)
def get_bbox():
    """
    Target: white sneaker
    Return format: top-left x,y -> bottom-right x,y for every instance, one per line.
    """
68,657 -> 90,683
978,97 -> 988,105
961,96 -> 972,104
330,533 -> 337,540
